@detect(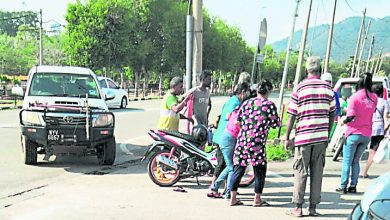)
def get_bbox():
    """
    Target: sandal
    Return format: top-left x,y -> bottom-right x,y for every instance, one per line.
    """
286,208 -> 303,218
253,200 -> 270,207
206,191 -> 222,198
173,186 -> 187,193
360,174 -> 370,179
230,200 -> 244,206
